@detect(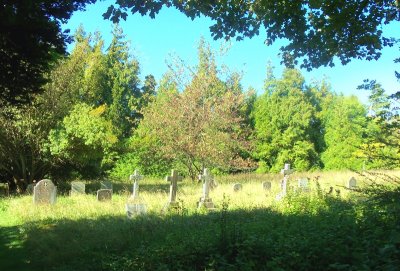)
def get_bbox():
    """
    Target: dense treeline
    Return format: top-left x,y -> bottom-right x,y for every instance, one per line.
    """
0,26 -> 399,191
